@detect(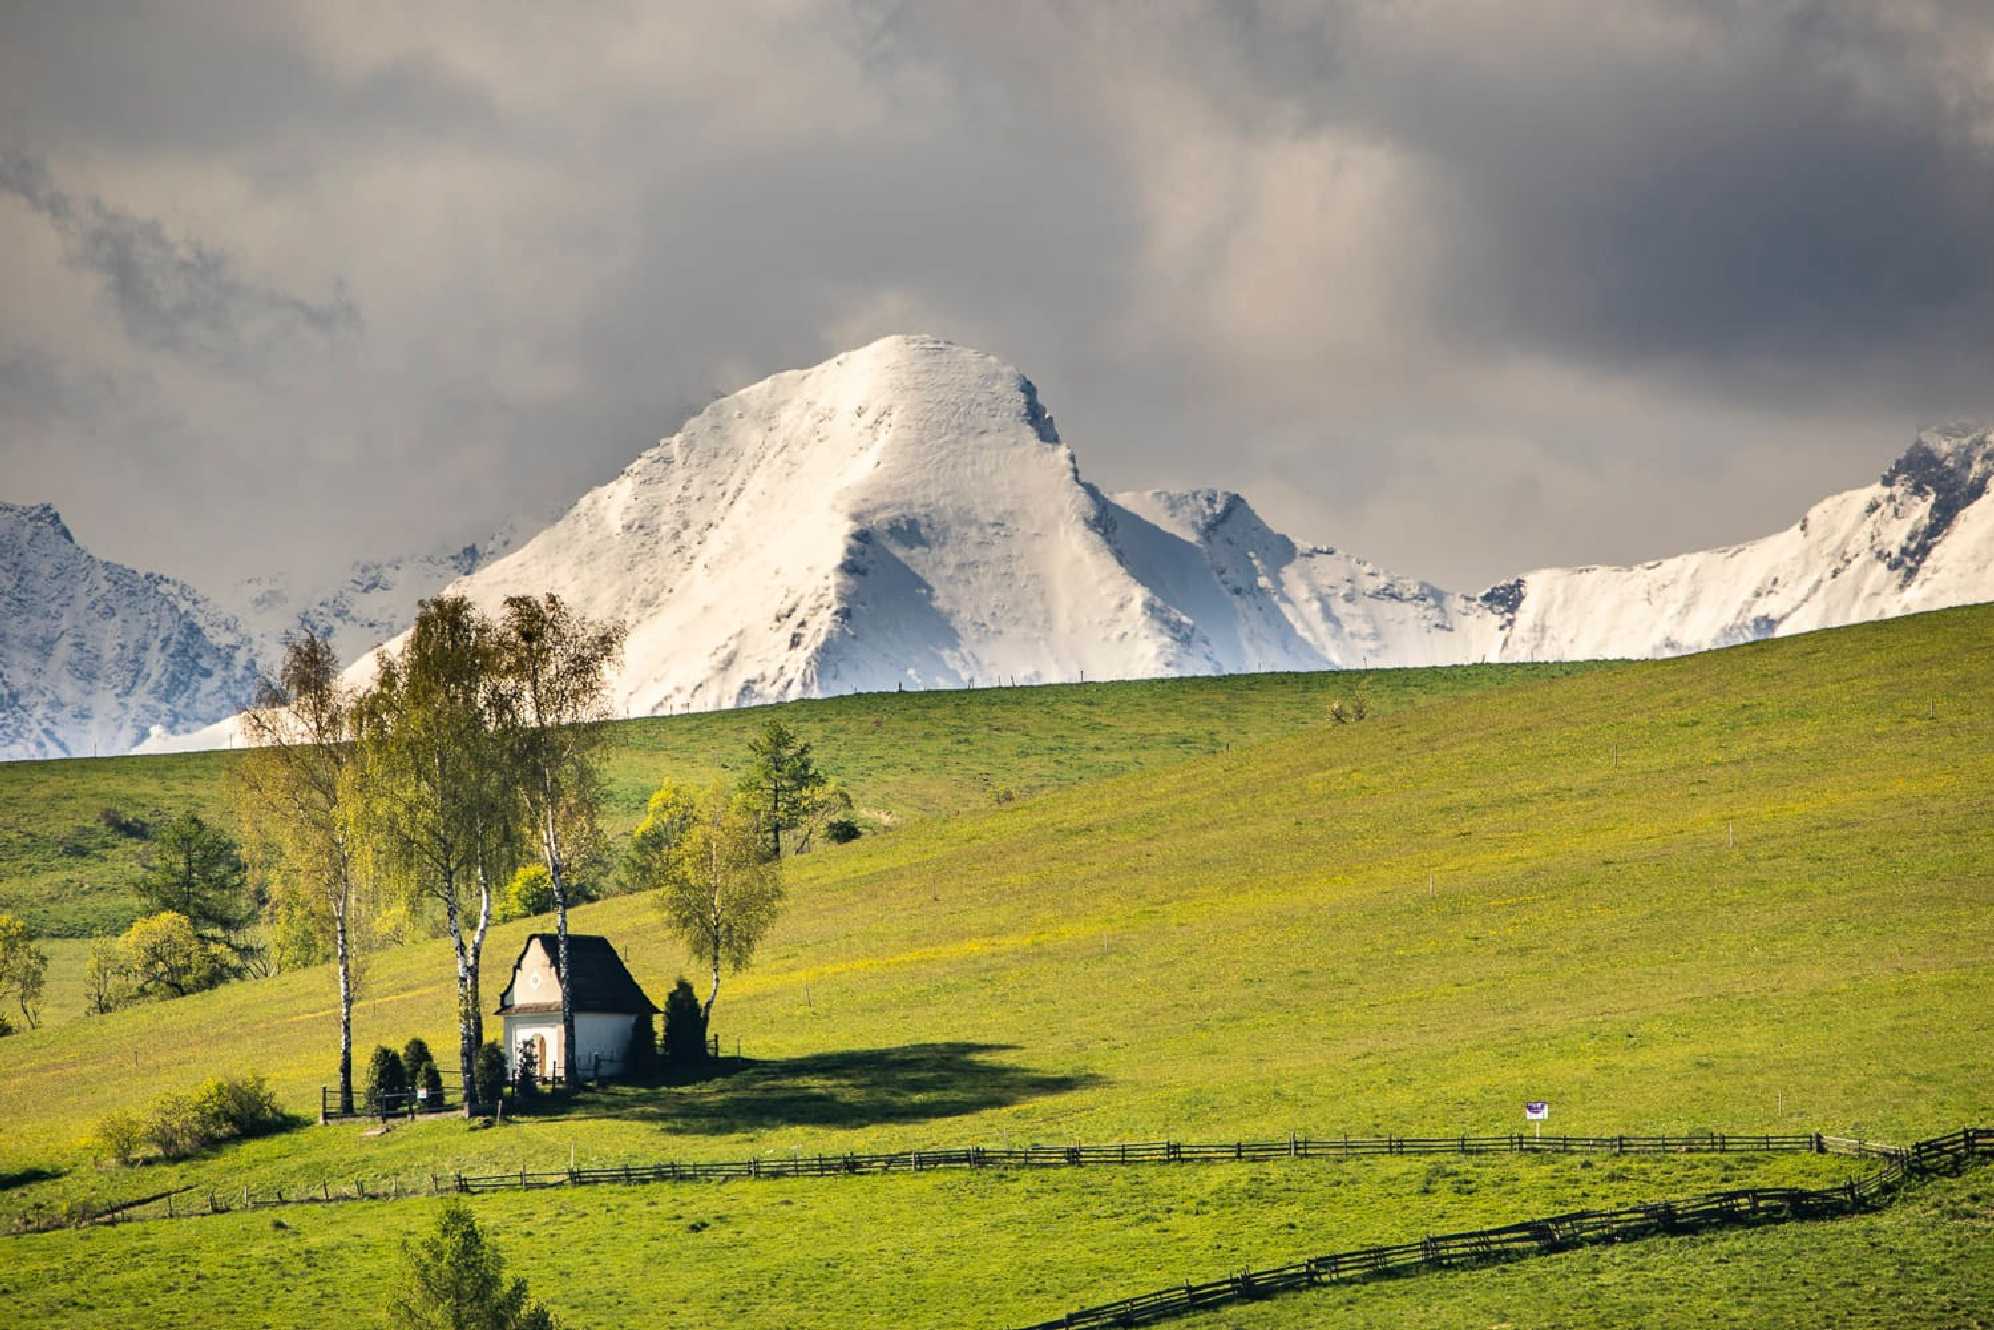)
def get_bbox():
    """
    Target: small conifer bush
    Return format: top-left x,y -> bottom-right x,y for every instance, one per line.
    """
663,977 -> 708,1064
365,1045 -> 408,1115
